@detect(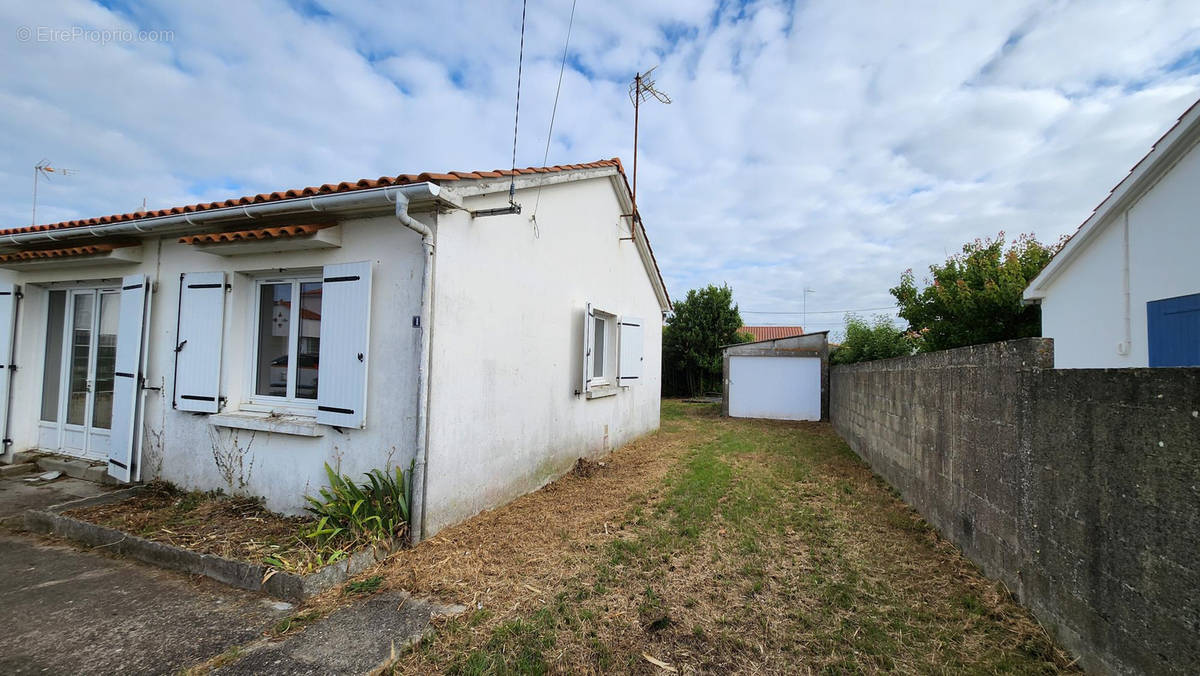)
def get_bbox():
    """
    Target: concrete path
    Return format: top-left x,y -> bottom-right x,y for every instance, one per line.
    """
0,533 -> 293,675
0,475 -> 463,675
216,591 -> 465,675
0,474 -> 113,525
